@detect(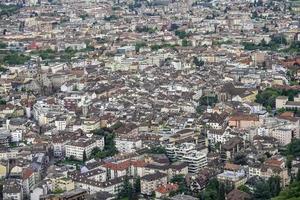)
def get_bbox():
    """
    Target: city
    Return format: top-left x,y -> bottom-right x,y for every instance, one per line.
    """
0,0 -> 300,199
